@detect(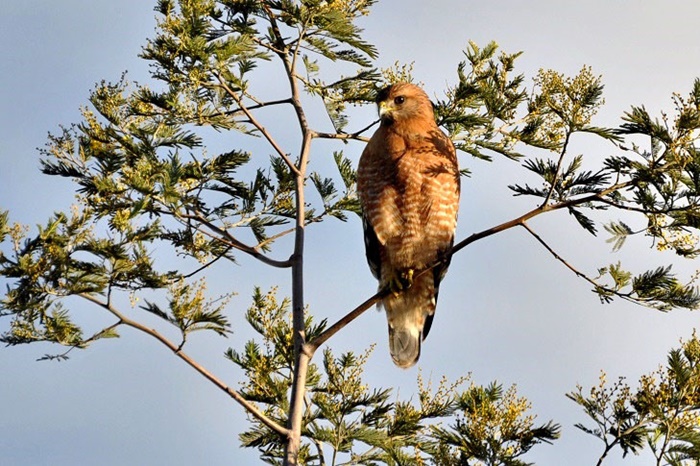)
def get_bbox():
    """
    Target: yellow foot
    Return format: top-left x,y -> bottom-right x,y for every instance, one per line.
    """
387,269 -> 414,296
